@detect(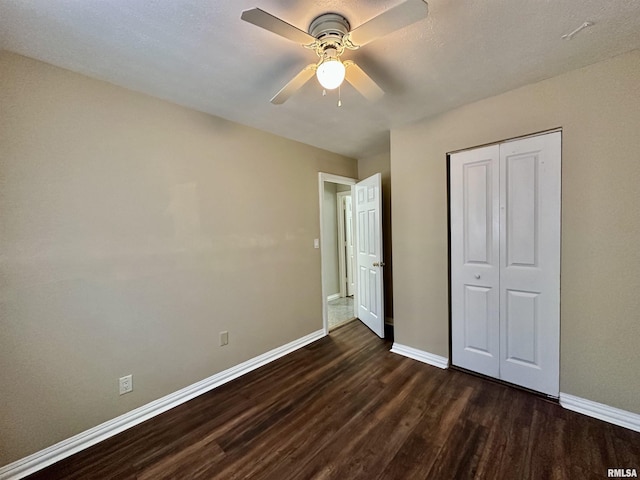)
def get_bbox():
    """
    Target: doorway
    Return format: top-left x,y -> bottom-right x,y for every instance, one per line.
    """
329,190 -> 355,330
320,175 -> 357,332
319,172 -> 385,337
